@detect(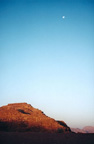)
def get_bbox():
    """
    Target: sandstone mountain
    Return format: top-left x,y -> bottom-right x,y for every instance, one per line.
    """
71,126 -> 94,133
0,103 -> 71,133
83,126 -> 94,133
